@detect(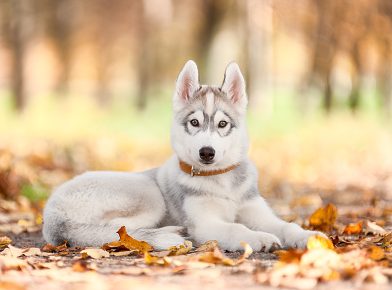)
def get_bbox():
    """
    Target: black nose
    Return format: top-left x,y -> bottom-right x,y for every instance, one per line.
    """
199,147 -> 215,162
